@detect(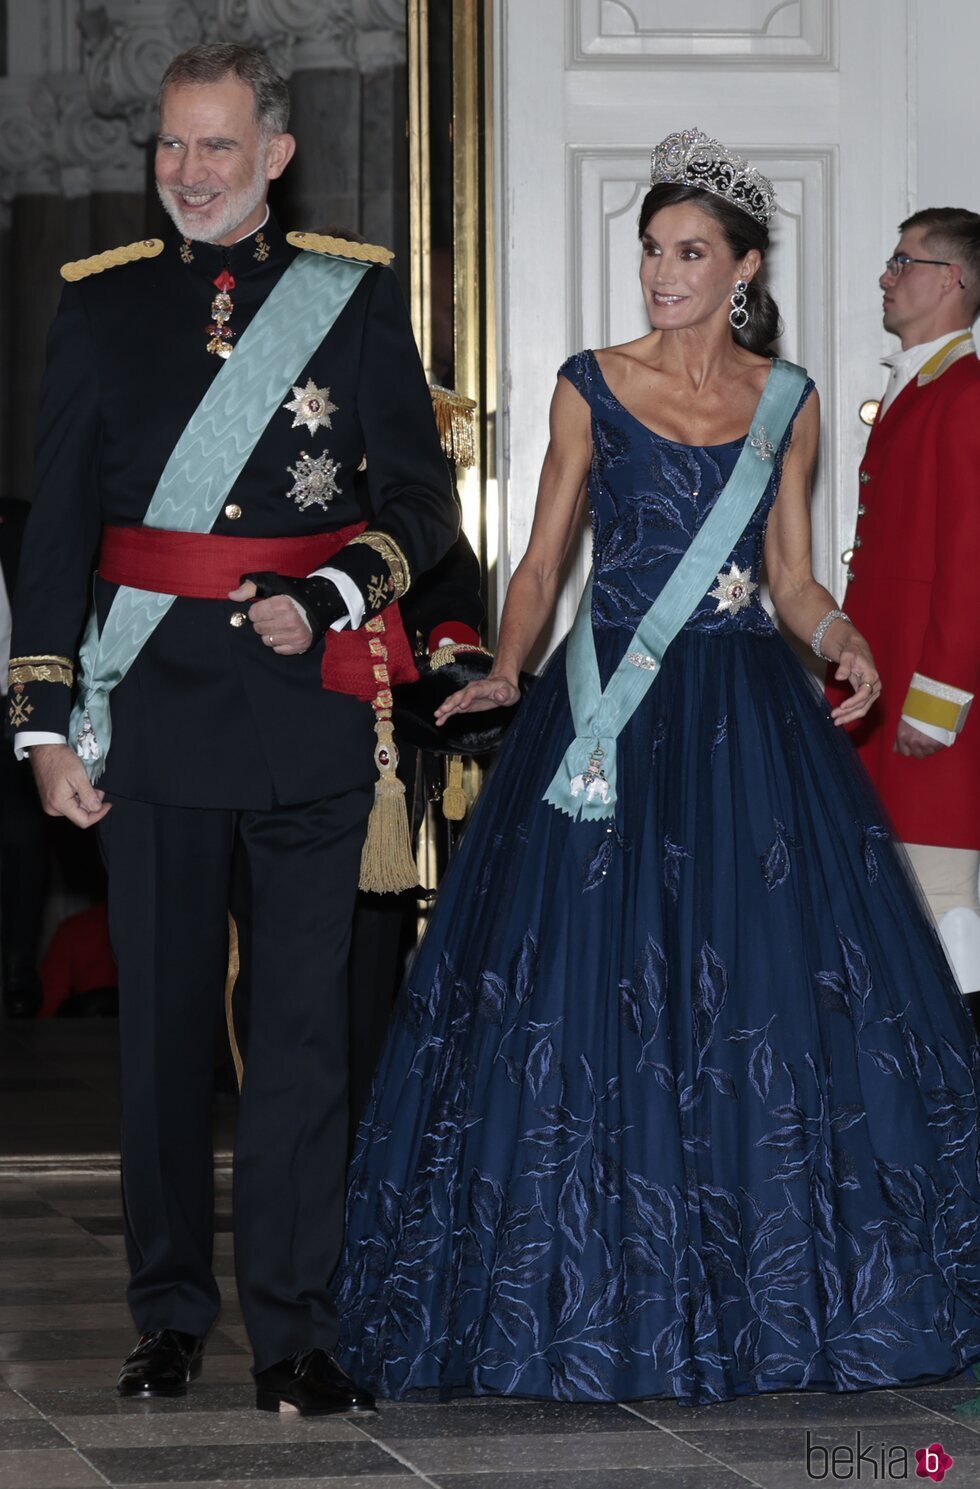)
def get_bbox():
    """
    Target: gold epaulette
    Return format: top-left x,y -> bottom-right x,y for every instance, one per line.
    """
286,231 -> 394,266
430,384 -> 478,468
60,239 -> 164,282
